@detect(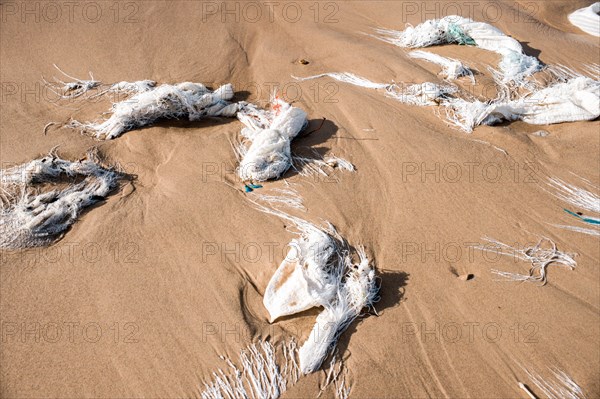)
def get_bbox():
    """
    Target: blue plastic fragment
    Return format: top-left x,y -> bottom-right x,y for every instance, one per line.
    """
244,185 -> 253,193
564,208 -> 600,225
447,23 -> 476,46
